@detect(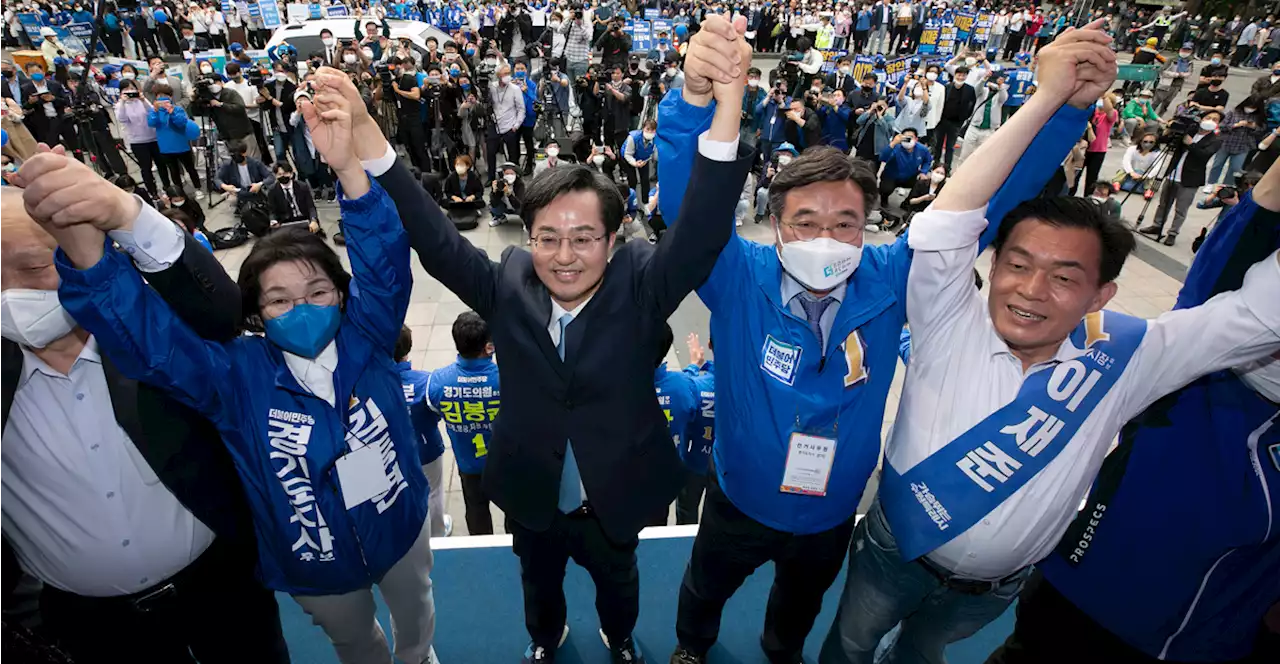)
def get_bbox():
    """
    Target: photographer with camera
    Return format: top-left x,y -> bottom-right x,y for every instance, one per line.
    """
511,61 -> 538,174
1139,111 -> 1224,246
756,78 -> 792,166
260,63 -> 298,165
536,61 -> 571,146
204,70 -> 257,159
422,64 -> 451,173
561,7 -> 592,80
65,72 -> 126,178
143,57 -> 189,105
782,94 -> 819,150
387,55 -> 430,171
486,62 -> 525,181
115,78 -> 164,196
817,87 -> 851,150
599,65 -> 632,151
792,36 -> 824,95
498,2 -> 534,67
576,65 -> 604,143
225,61 -> 272,166
596,19 -> 632,73
214,138 -> 275,236
487,161 -> 525,226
